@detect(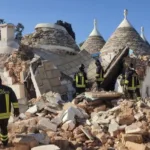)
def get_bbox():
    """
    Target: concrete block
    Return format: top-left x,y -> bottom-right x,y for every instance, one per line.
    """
49,78 -> 61,86
8,84 -> 26,99
38,66 -> 47,79
42,79 -> 51,89
52,86 -> 59,93
38,118 -> 57,132
51,69 -> 61,78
